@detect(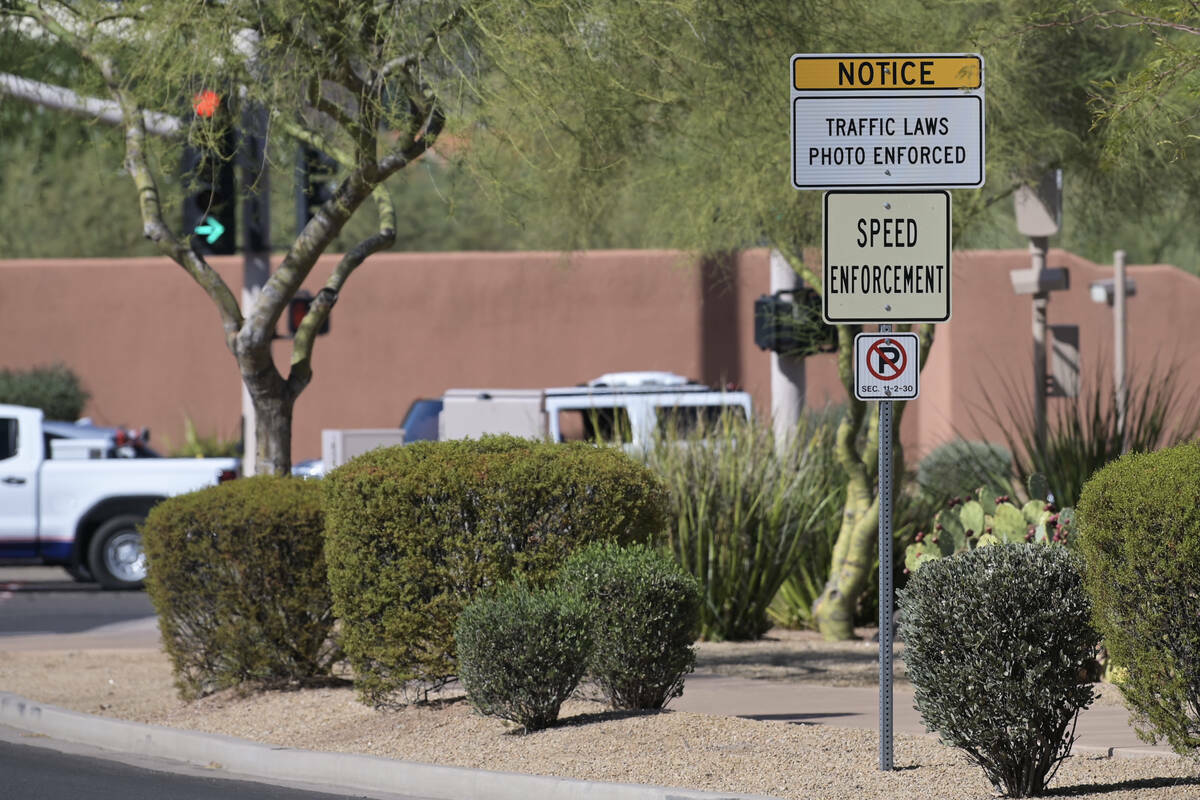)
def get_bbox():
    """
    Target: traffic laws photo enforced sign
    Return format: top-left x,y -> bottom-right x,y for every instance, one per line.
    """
854,332 -> 920,401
